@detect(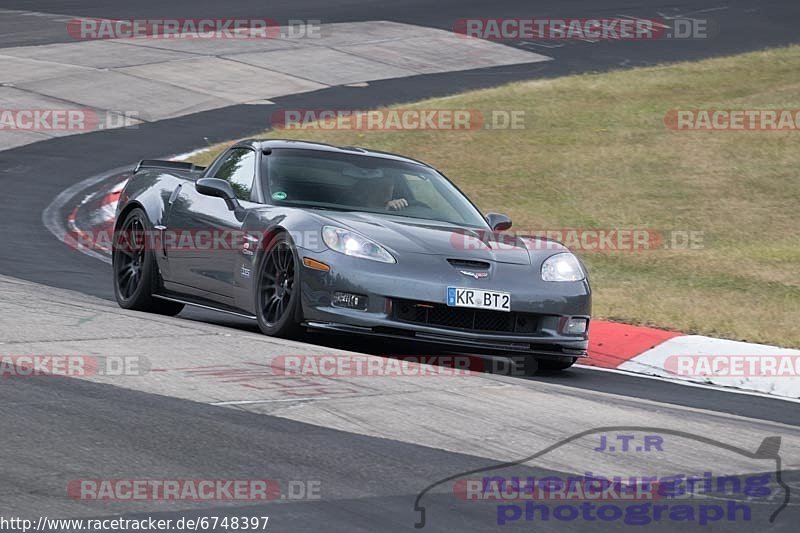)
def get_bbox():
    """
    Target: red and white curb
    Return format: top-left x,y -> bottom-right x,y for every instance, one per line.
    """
57,149 -> 211,260
586,321 -> 800,399
66,178 -> 127,255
